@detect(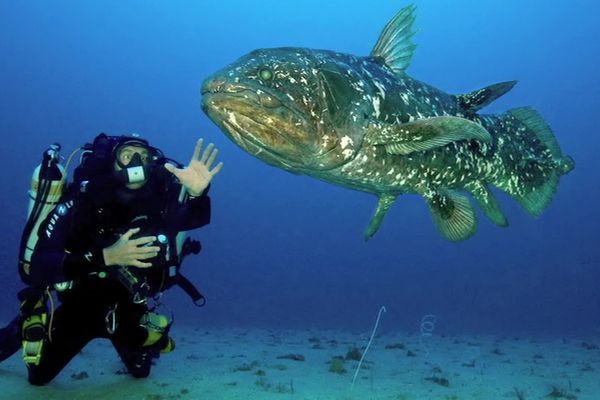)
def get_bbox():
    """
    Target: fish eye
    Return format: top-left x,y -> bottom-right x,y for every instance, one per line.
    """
259,68 -> 273,81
